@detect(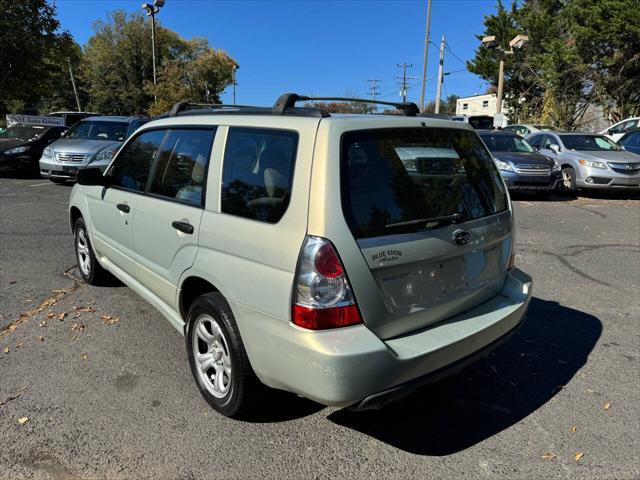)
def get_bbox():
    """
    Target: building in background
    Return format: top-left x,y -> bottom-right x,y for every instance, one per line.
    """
456,93 -> 506,117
